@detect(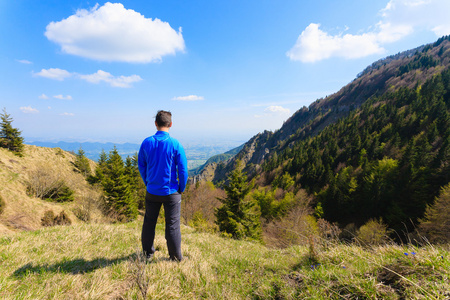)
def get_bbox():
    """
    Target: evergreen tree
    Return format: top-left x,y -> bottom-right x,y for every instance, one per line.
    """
215,161 -> 262,241
87,149 -> 107,184
0,108 -> 24,155
74,146 -> 91,177
419,183 -> 450,243
124,153 -> 146,209
92,146 -> 138,221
